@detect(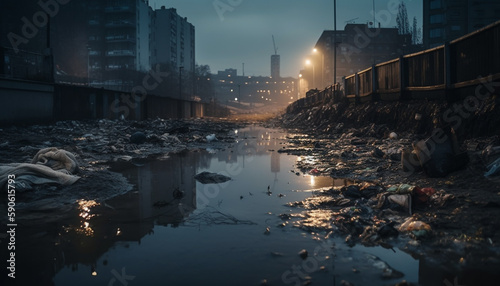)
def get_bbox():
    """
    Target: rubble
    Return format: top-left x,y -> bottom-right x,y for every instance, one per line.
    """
195,171 -> 232,184
269,101 -> 500,267
0,118 -> 242,221
0,118 -> 242,165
